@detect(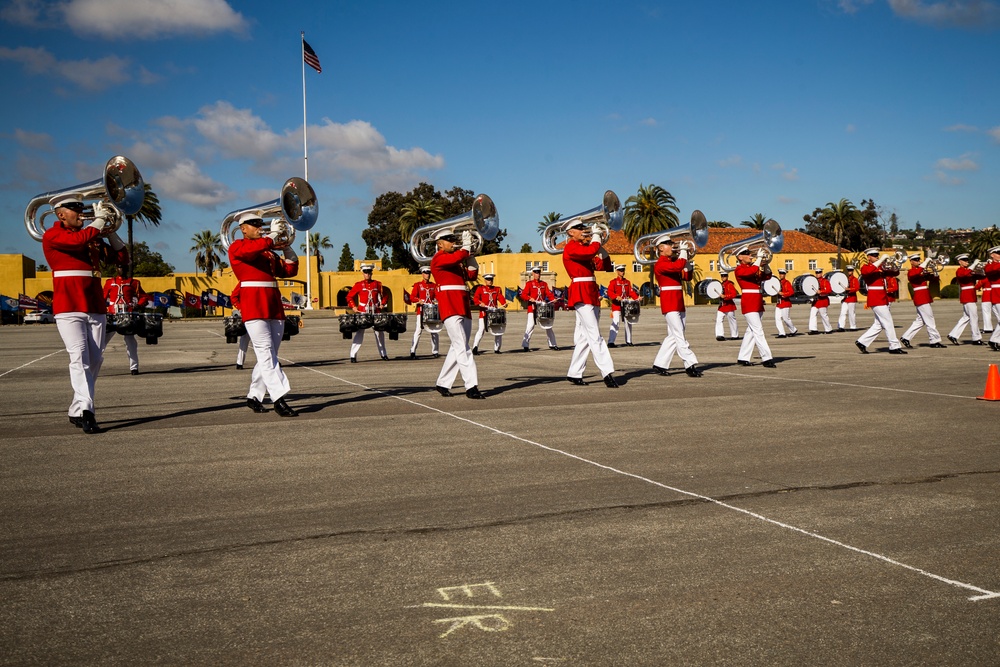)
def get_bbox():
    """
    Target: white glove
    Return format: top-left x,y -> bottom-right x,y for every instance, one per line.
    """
756,248 -> 768,259
678,248 -> 690,261
460,230 -> 474,252
920,258 -> 932,269
91,201 -> 113,220
282,247 -> 298,262
232,308 -> 241,318
106,231 -> 126,251
873,255 -> 888,268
